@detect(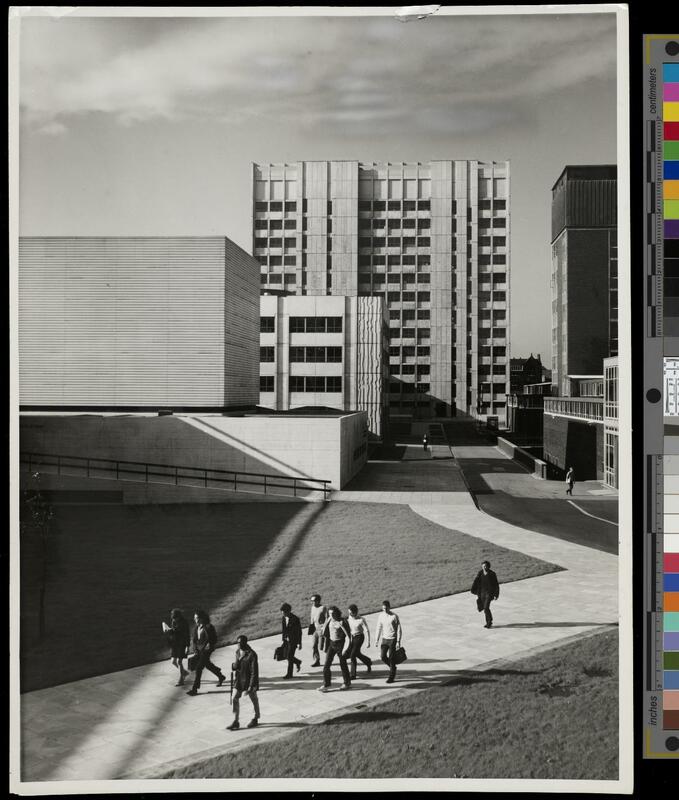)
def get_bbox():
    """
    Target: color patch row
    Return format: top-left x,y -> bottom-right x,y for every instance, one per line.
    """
665,63 -> 679,223
663,453 -> 679,728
